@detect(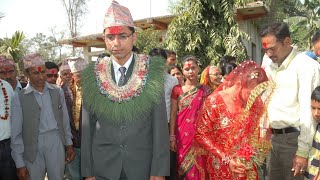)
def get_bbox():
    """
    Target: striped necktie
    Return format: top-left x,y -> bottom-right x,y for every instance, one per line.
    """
118,67 -> 127,86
